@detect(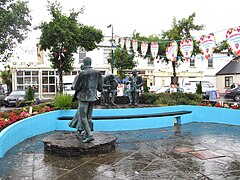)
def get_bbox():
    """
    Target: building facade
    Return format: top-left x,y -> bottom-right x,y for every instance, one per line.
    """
9,36 -> 232,98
